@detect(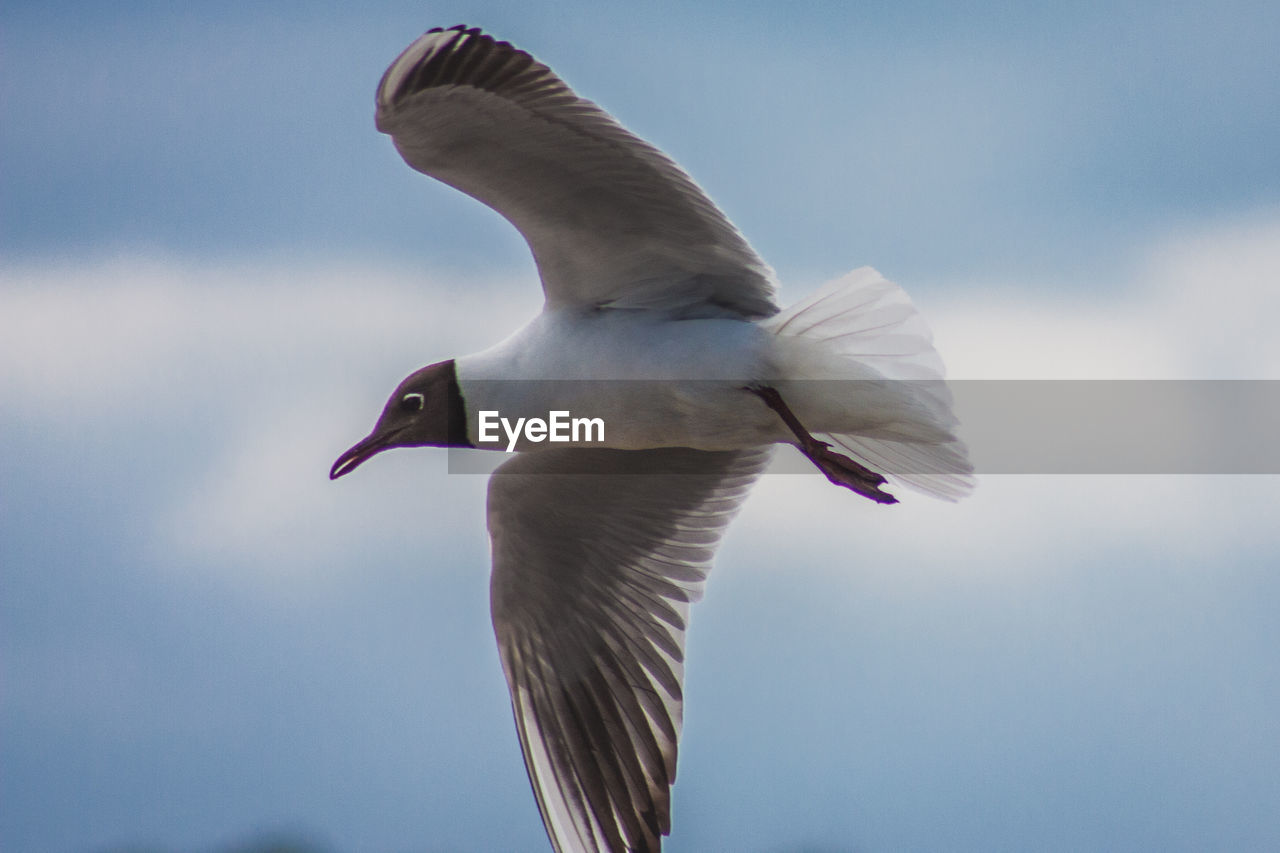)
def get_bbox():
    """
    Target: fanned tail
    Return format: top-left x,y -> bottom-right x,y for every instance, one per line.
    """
765,267 -> 974,501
